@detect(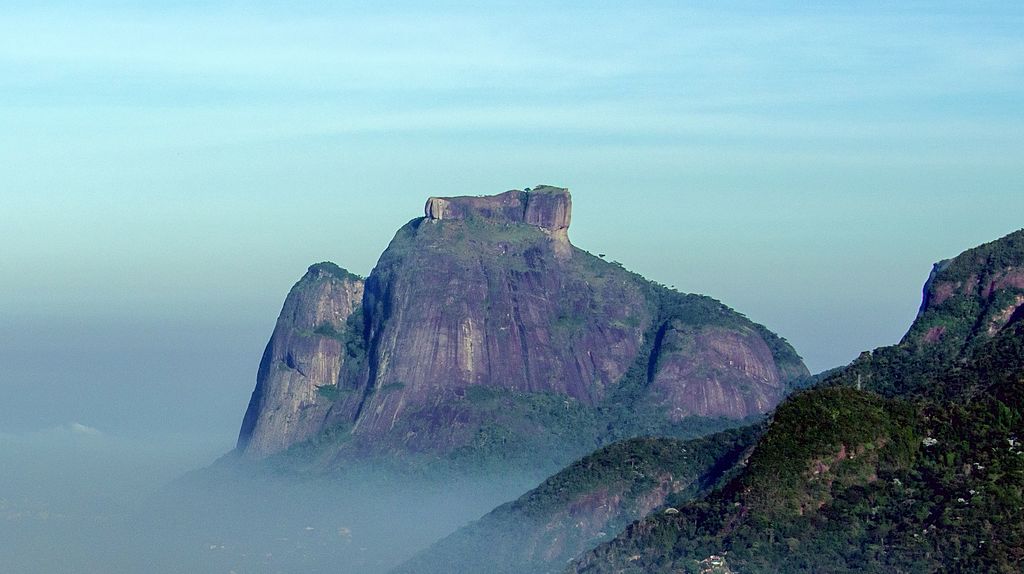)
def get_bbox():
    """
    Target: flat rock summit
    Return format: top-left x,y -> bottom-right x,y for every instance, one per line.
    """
236,187 -> 808,469
424,186 -> 572,233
